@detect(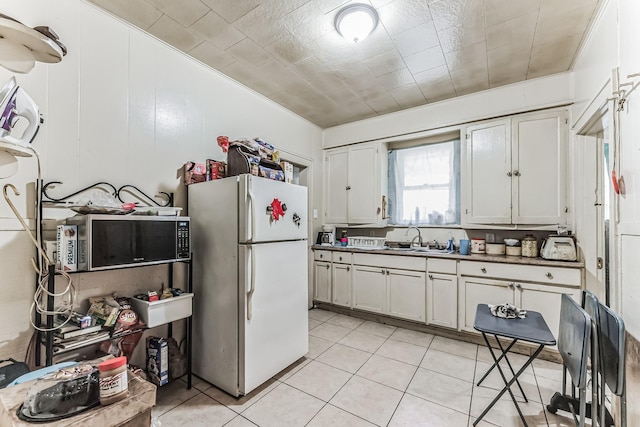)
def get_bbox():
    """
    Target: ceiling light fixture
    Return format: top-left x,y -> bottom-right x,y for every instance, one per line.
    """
334,4 -> 378,43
